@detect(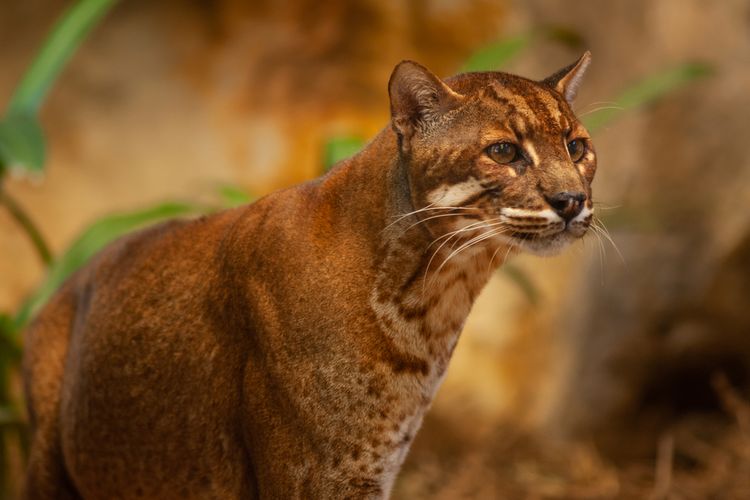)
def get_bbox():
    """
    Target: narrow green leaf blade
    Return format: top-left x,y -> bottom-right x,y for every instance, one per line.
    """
541,25 -> 586,49
461,35 -> 531,72
460,26 -> 584,74
14,202 -> 199,329
502,263 -> 540,305
217,184 -> 254,208
324,136 -> 365,172
0,313 -> 20,445
0,407 -> 16,426
0,113 -> 45,173
7,0 -> 119,115
0,313 -> 20,362
583,62 -> 713,133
